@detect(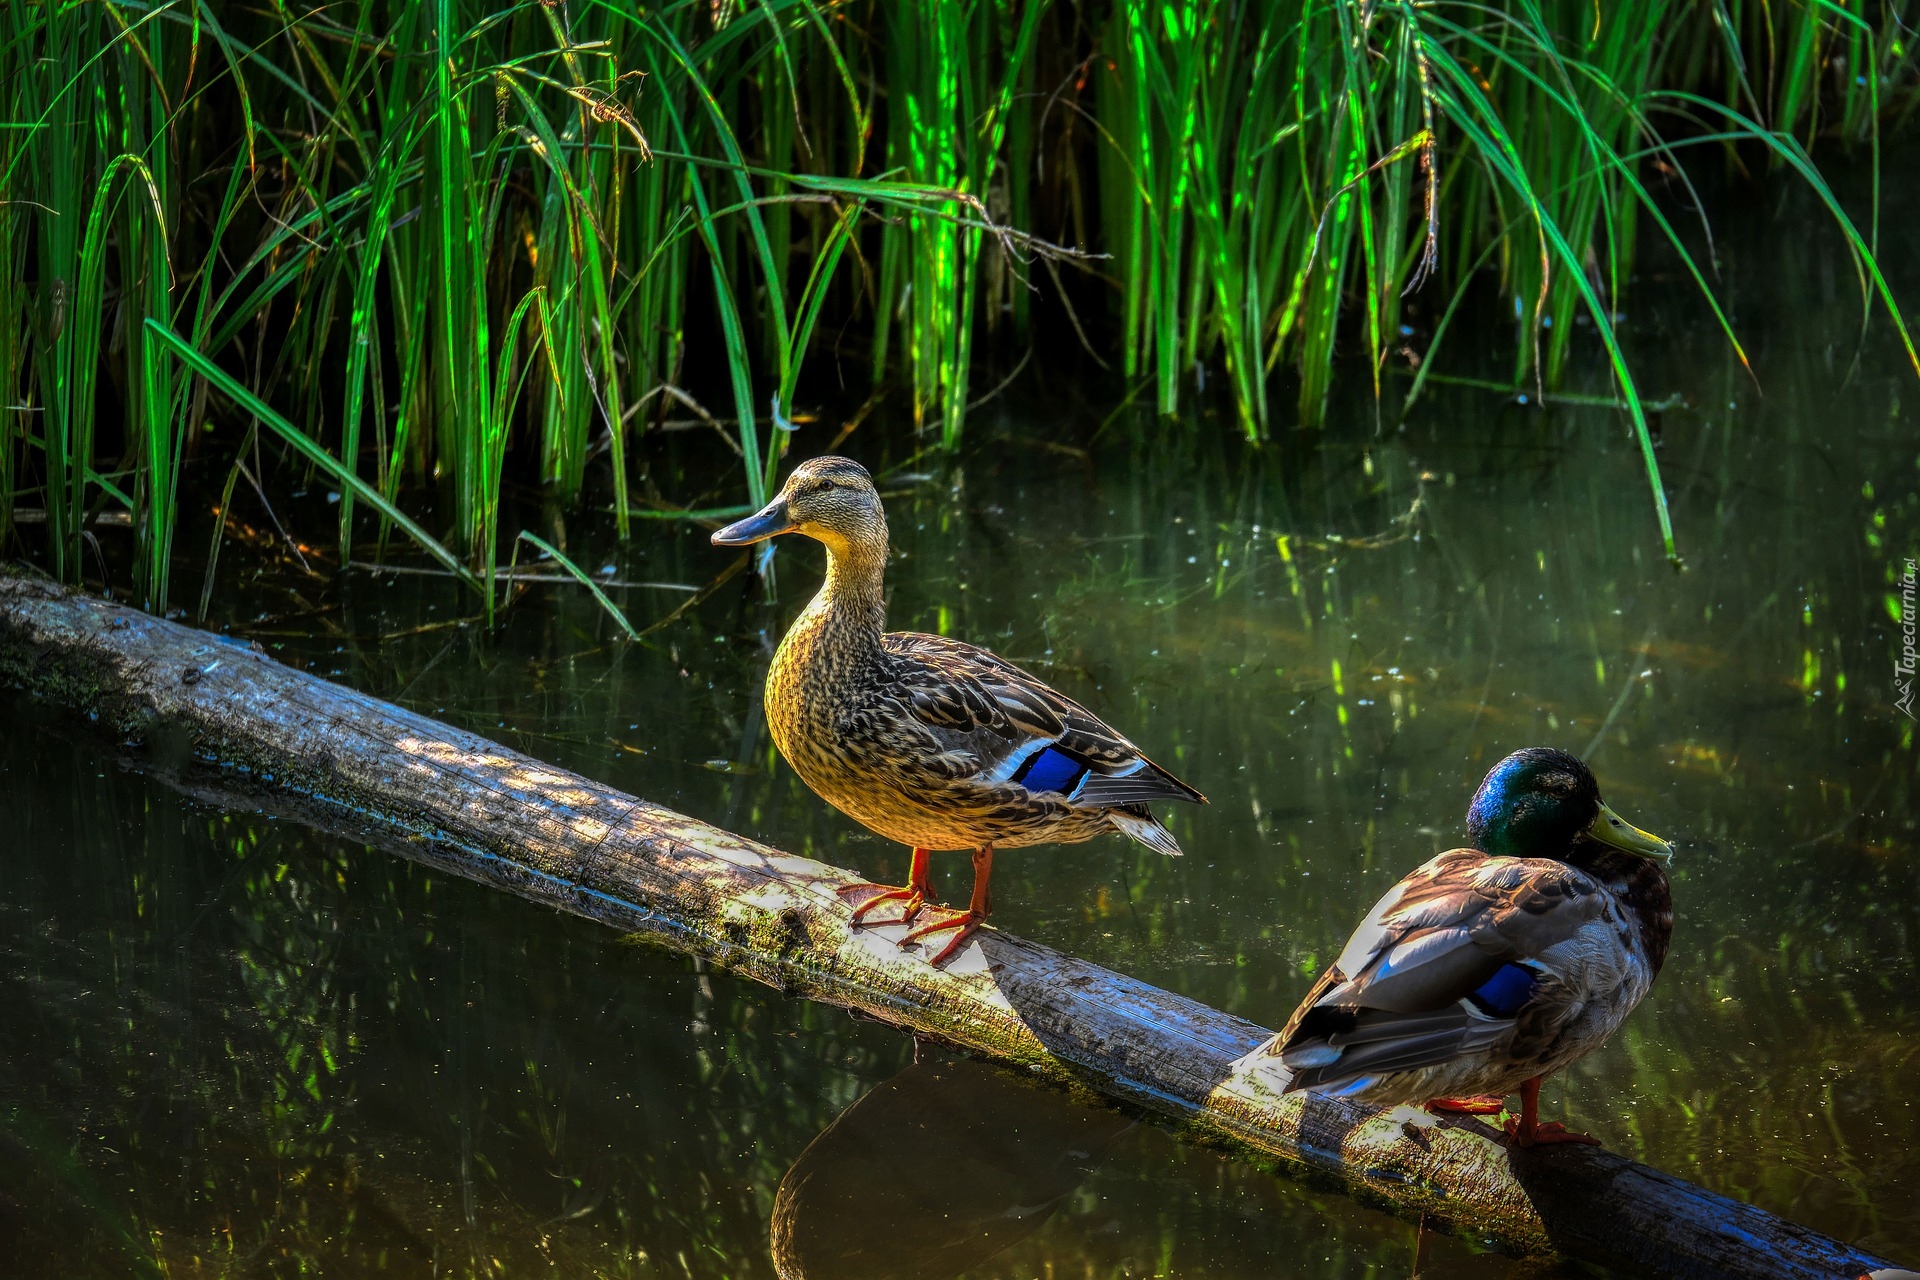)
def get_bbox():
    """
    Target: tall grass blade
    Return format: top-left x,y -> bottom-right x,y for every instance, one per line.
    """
514,531 -> 640,641
144,319 -> 481,593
